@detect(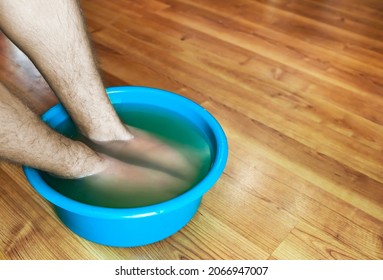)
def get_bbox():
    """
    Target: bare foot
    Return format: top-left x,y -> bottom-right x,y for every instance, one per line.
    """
43,154 -> 193,208
84,126 -> 205,181
43,125 -> 211,208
